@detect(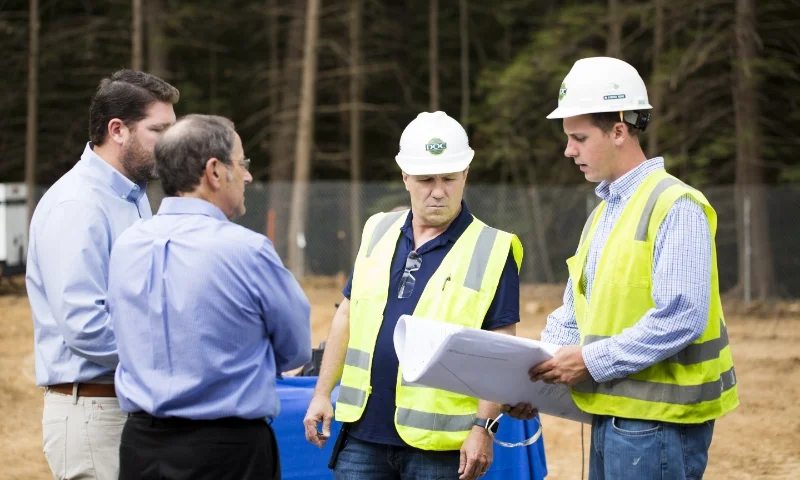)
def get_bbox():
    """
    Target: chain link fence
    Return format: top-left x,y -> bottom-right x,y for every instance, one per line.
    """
145,182 -> 800,298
